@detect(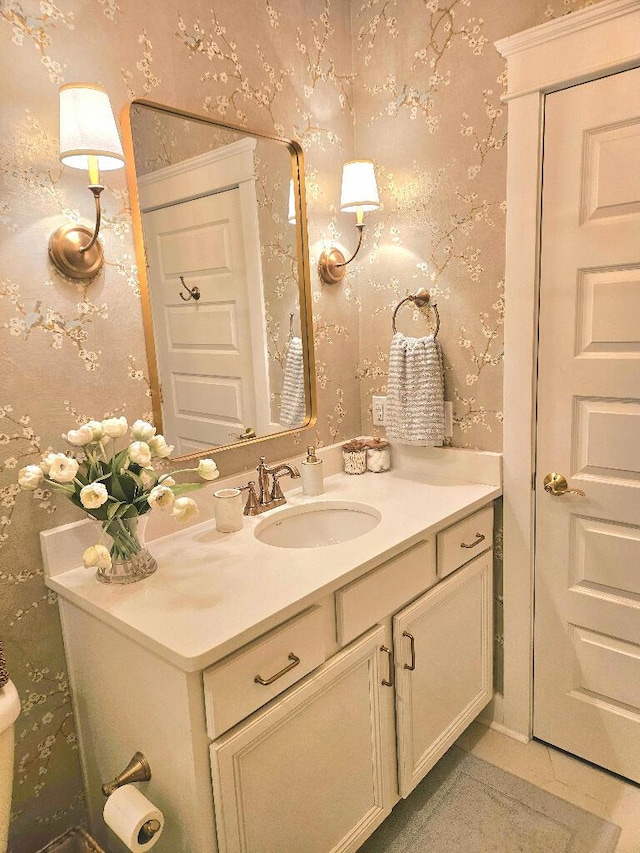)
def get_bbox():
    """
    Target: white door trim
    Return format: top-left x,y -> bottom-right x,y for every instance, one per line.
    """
496,0 -> 640,740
